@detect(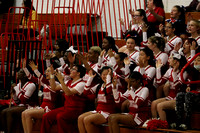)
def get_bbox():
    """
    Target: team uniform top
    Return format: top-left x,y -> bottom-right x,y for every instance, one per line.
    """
112,86 -> 150,125
13,81 -> 37,107
156,67 -> 188,100
84,75 -> 116,114
23,67 -> 59,111
165,36 -> 182,55
62,78 -> 86,110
